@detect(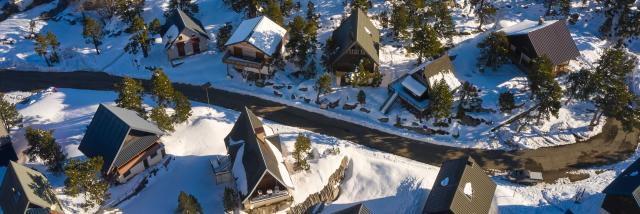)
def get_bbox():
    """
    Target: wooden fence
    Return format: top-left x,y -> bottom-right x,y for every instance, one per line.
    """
287,156 -> 350,214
